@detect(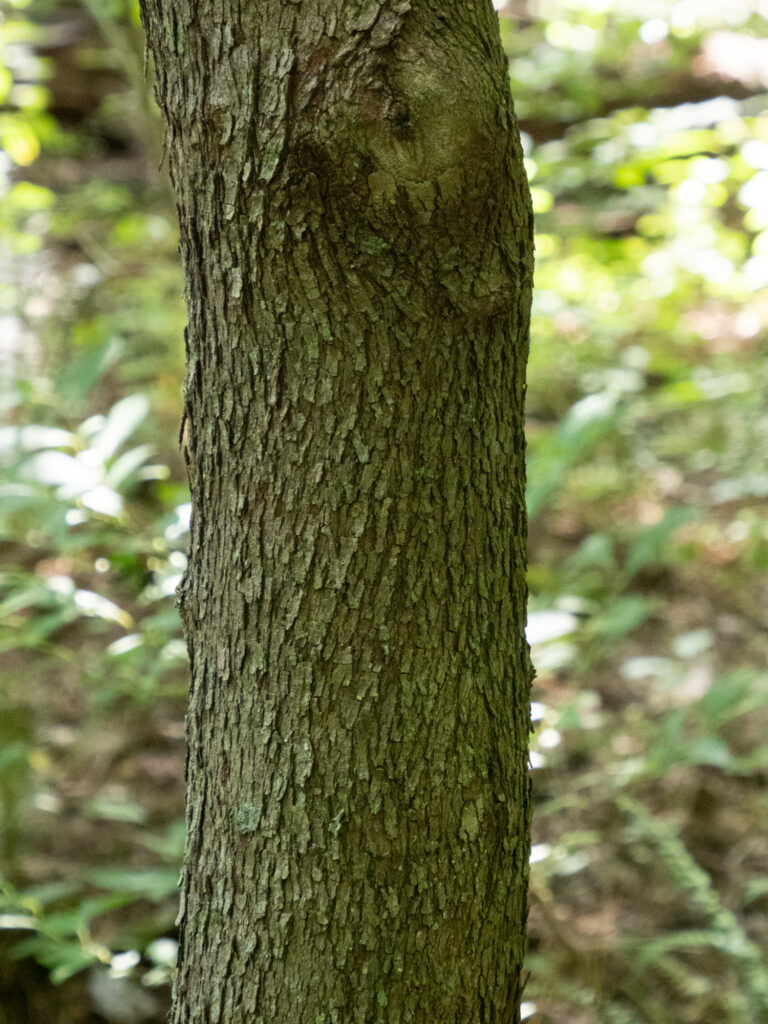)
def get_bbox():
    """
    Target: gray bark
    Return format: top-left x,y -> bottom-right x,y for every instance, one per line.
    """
139,1 -> 534,1021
